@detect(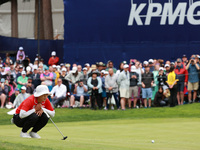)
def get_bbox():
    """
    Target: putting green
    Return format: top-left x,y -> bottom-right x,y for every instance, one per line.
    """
0,118 -> 200,150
